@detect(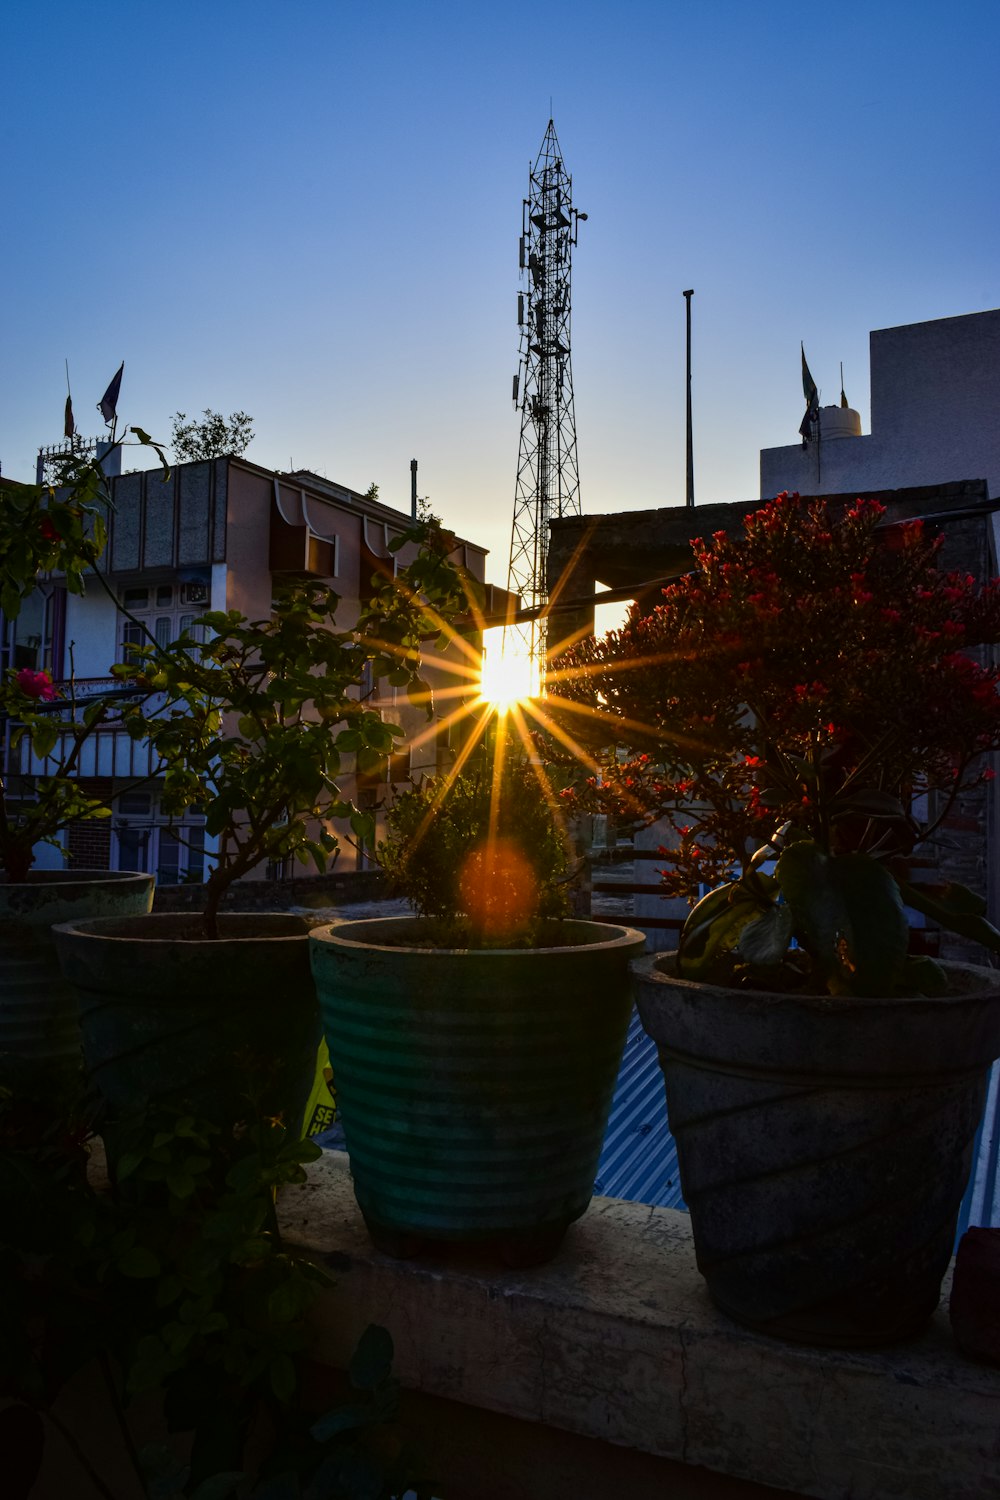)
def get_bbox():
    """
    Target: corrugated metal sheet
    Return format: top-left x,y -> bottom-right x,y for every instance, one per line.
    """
593,1007 -> 686,1209
958,1059 -> 1000,1237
